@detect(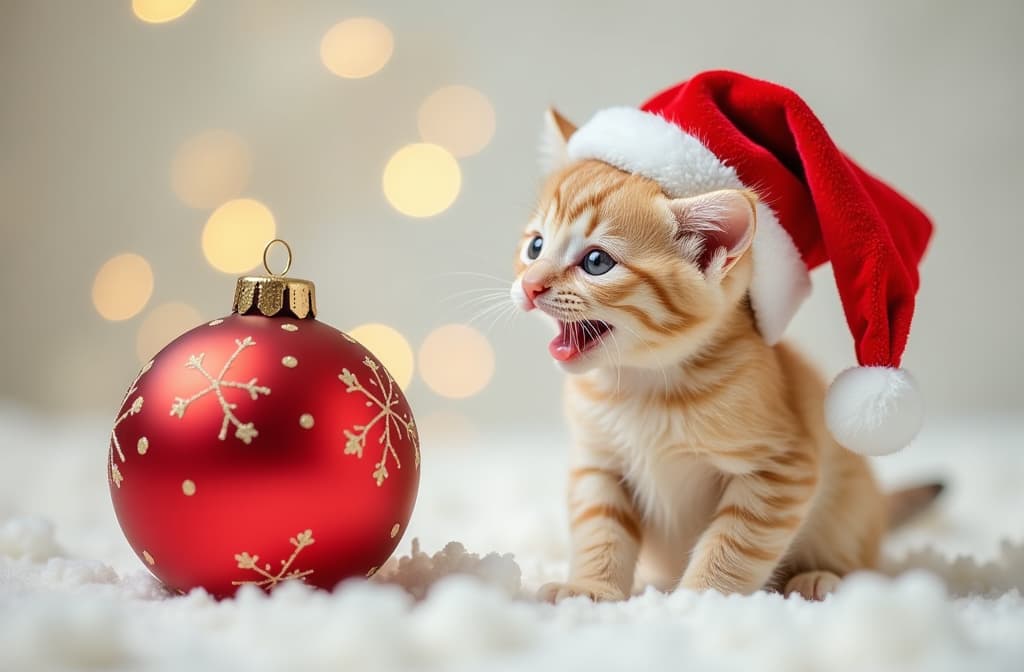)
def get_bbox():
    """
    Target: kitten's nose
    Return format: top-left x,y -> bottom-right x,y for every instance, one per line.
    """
522,278 -> 550,307
521,260 -> 555,309
520,265 -> 554,309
